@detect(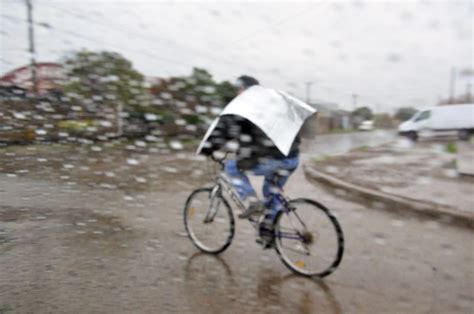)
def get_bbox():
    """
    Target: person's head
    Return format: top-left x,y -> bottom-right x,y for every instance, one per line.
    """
235,75 -> 259,95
